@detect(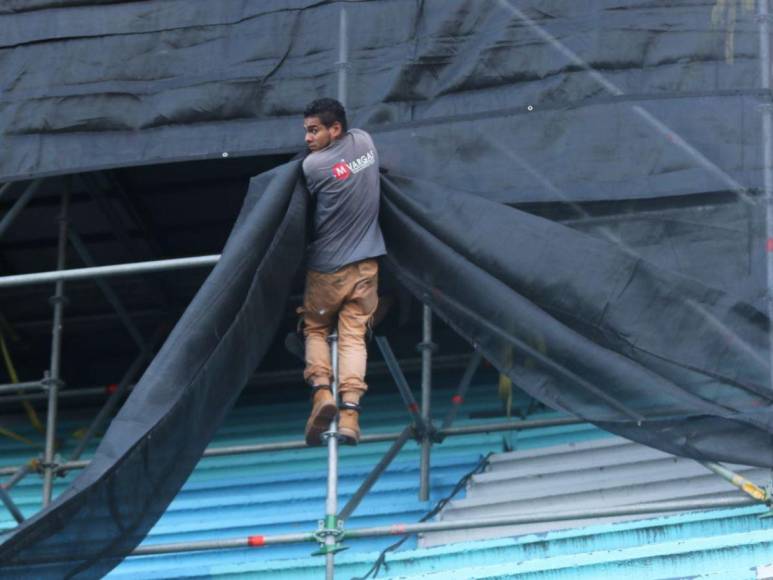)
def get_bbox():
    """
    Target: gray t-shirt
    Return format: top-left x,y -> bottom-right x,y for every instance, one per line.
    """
302,128 -> 386,273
